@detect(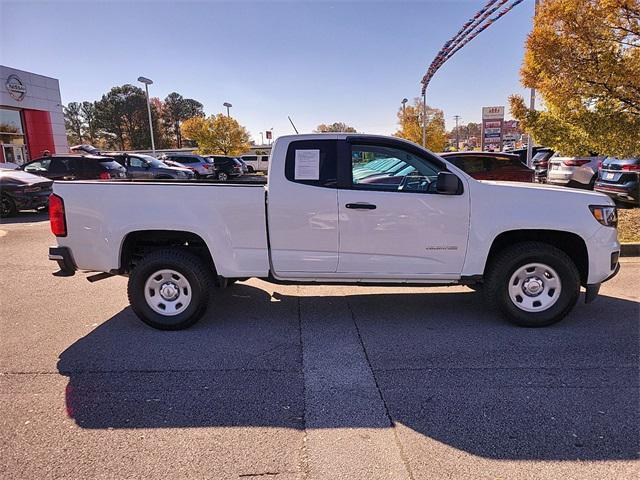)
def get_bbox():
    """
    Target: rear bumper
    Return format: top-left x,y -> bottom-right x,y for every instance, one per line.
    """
594,182 -> 639,205
49,246 -> 76,276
